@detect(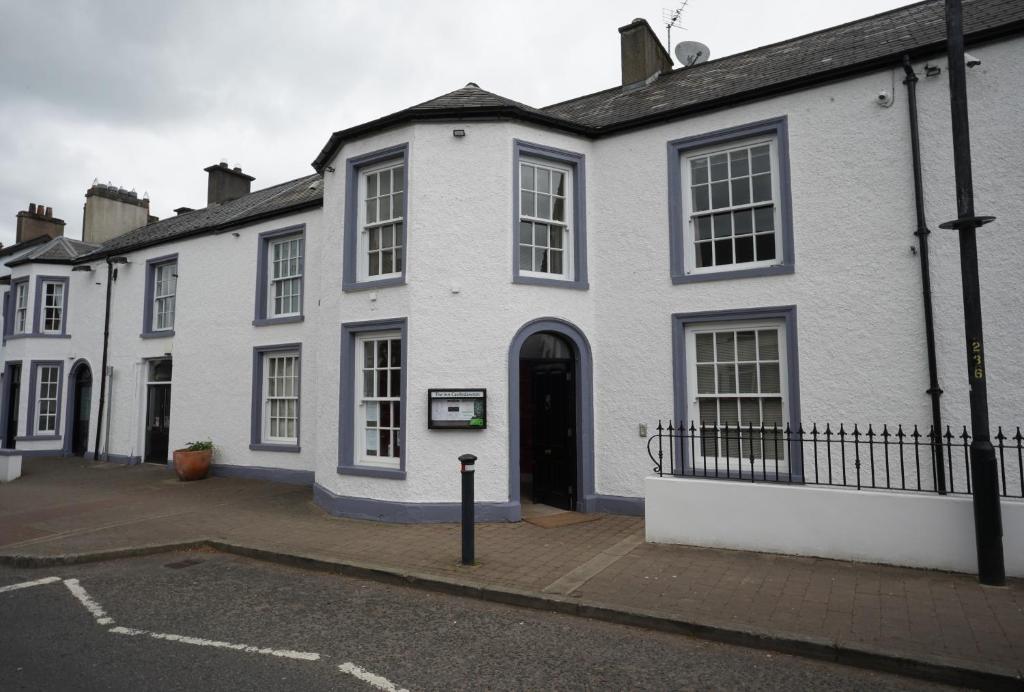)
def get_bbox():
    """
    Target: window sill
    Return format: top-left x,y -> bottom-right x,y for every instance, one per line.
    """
342,276 -> 406,293
249,442 -> 301,453
16,435 -> 60,441
672,263 -> 794,284
140,330 -> 175,339
252,315 -> 304,327
336,464 -> 406,480
512,275 -> 589,290
5,333 -> 71,340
